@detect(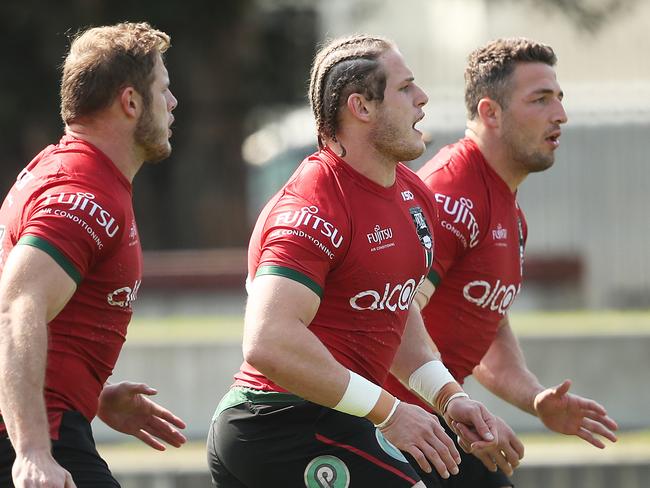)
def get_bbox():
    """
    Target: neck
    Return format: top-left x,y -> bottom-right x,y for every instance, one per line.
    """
66,121 -> 142,182
465,125 -> 526,193
325,136 -> 397,187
